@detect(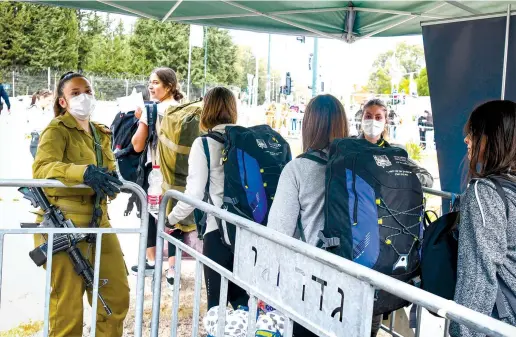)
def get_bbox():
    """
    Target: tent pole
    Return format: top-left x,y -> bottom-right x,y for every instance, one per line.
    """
445,1 -> 481,15
161,0 -> 183,22
266,34 -> 271,104
502,4 -> 511,100
220,0 -> 344,41
187,30 -> 193,100
95,0 -> 158,20
312,38 -> 318,97
204,26 -> 208,96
